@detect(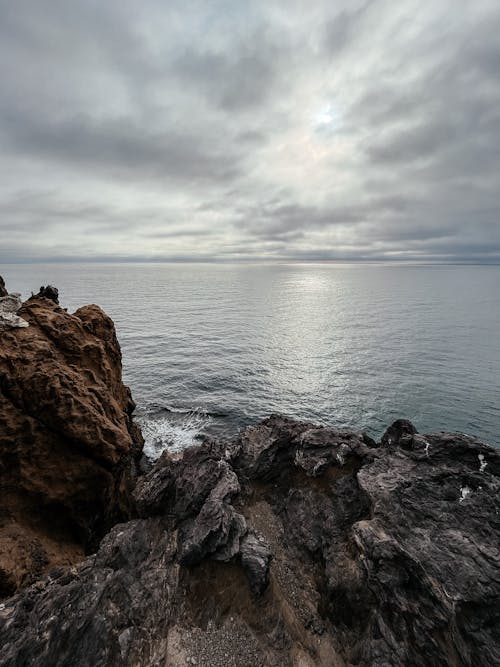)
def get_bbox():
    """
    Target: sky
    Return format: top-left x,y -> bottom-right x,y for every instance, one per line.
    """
1,0 -> 500,263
